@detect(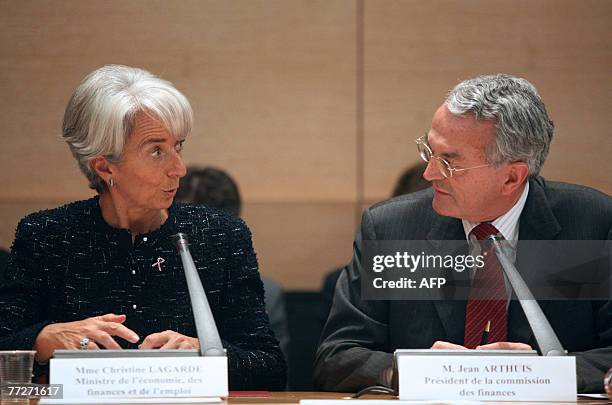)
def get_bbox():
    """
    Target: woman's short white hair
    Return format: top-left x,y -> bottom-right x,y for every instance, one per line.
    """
62,65 -> 193,193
